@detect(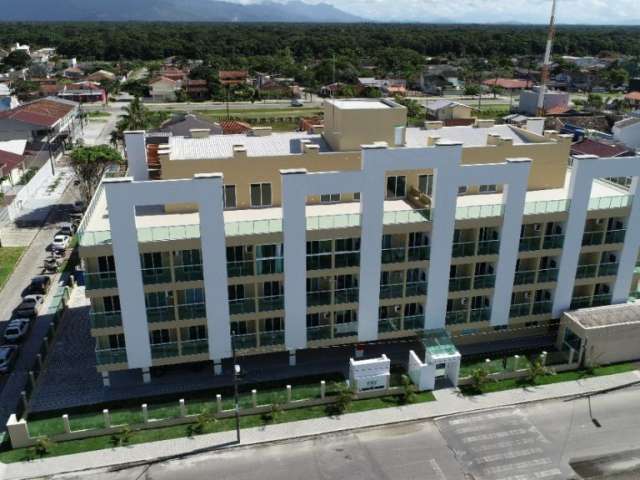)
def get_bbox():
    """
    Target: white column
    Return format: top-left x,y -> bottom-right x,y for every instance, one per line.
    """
553,157 -> 595,317
124,131 -> 149,181
490,159 -> 531,326
357,159 -> 386,342
196,173 -> 232,360
105,178 -> 152,369
281,169 -> 309,350
613,177 -> 640,302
